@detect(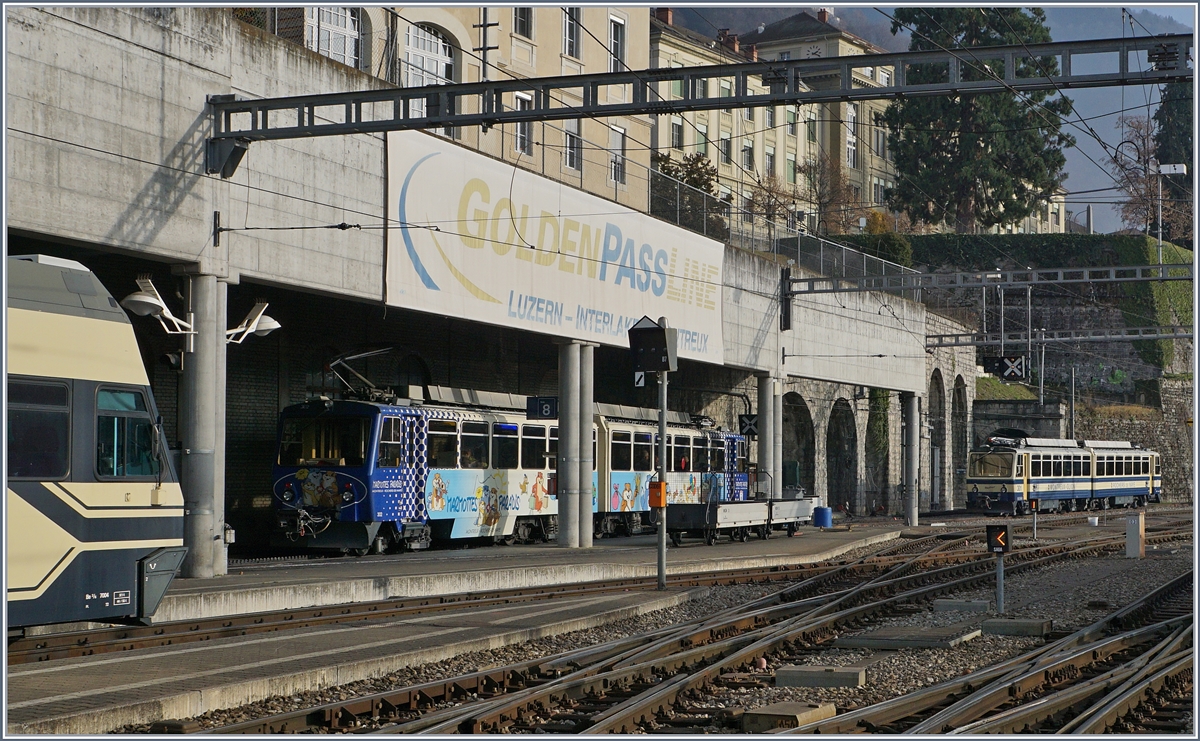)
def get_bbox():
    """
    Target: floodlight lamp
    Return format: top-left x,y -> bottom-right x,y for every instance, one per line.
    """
120,290 -> 166,317
254,315 -> 281,337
